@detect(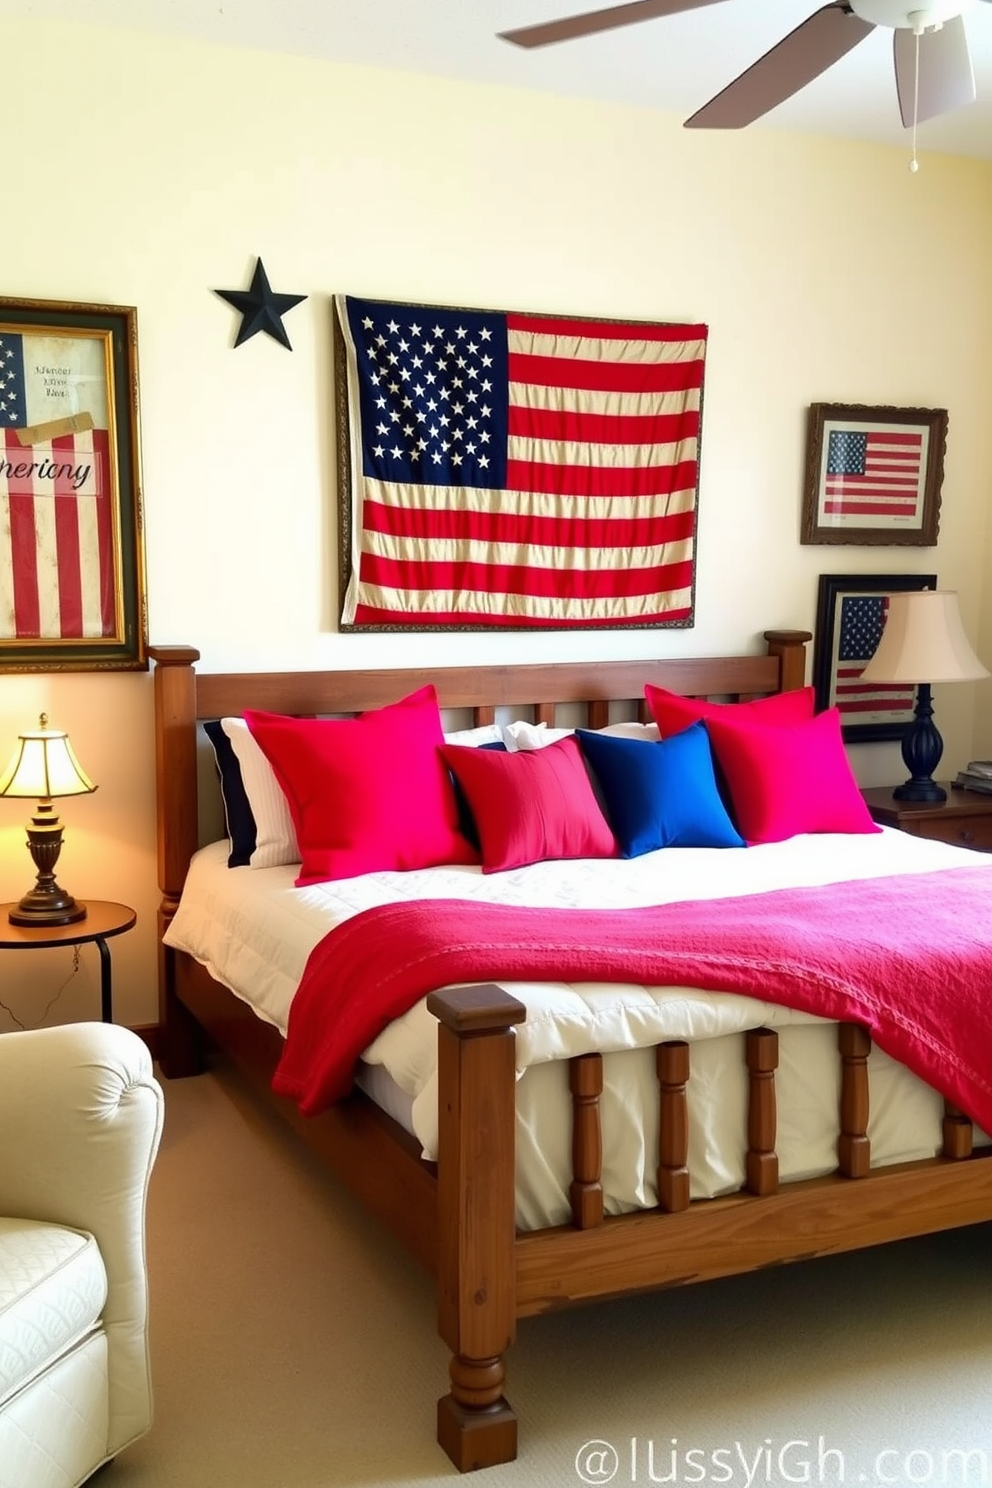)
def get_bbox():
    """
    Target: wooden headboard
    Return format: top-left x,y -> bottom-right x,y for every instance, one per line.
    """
149,628 -> 810,923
